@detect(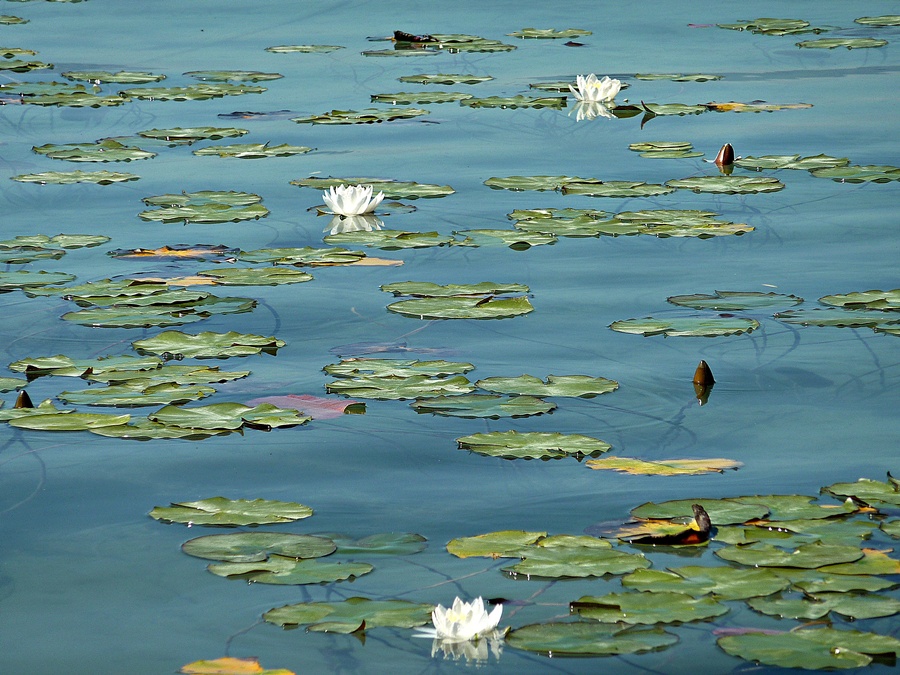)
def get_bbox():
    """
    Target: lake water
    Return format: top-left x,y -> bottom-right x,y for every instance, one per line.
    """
0,1 -> 897,673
